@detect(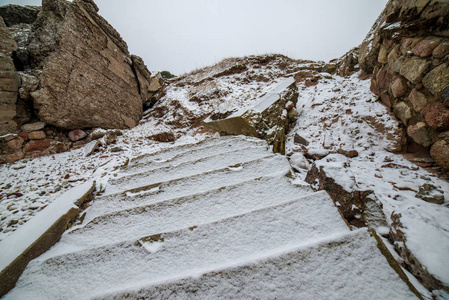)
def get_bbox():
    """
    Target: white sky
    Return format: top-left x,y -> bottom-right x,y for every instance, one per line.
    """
2,0 -> 387,75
